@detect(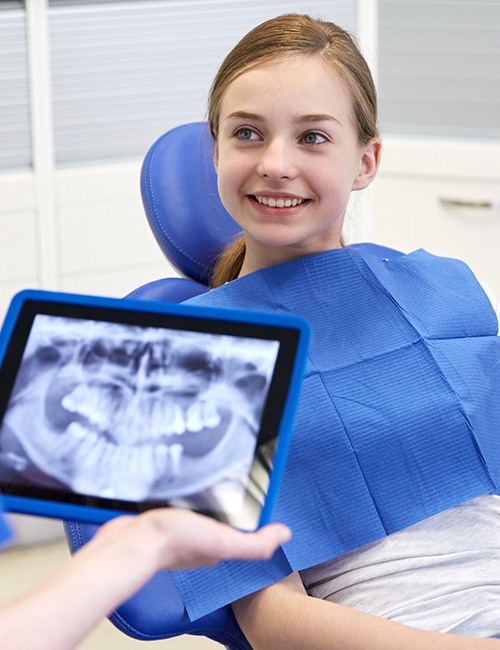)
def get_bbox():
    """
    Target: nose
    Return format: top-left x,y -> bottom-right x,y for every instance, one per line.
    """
257,138 -> 297,181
